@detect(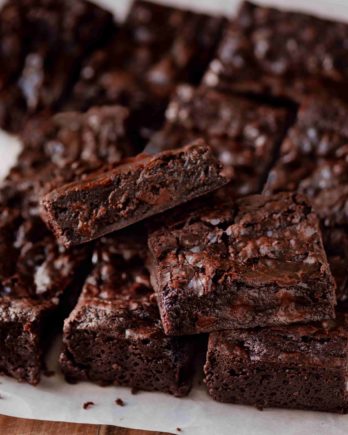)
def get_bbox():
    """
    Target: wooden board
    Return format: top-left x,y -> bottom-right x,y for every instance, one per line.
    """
0,415 -> 171,435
